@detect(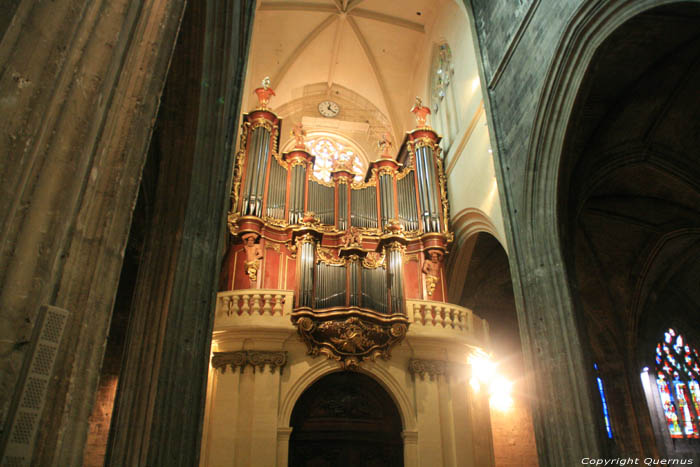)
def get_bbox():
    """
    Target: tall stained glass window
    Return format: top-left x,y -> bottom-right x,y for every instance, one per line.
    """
653,328 -> 700,439
304,135 -> 365,183
429,43 -> 456,150
430,43 -> 454,114
594,363 -> 613,439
